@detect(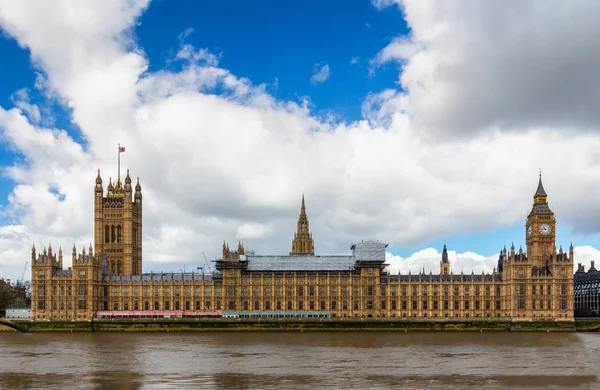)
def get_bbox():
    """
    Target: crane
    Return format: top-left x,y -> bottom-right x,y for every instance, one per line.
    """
18,261 -> 28,285
201,251 -> 213,273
